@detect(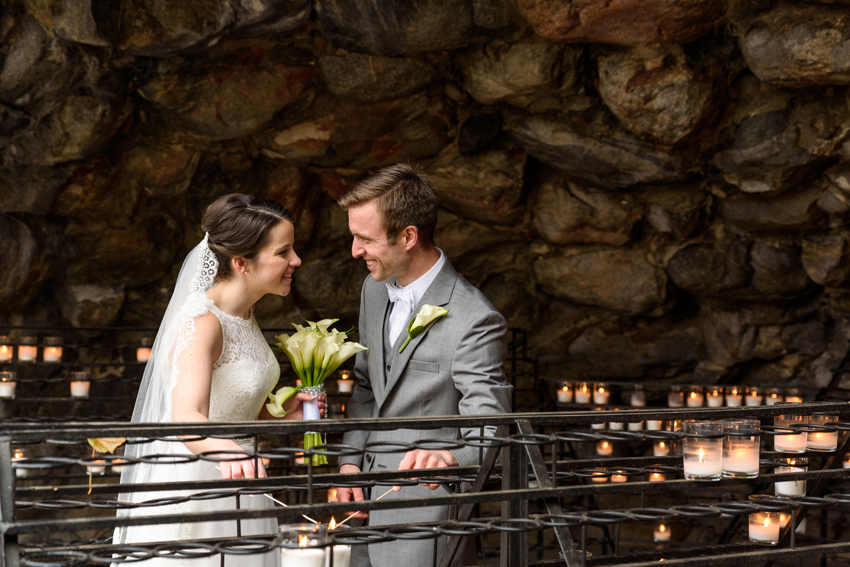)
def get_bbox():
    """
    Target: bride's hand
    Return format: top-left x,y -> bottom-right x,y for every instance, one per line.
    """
219,453 -> 266,480
281,392 -> 326,420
